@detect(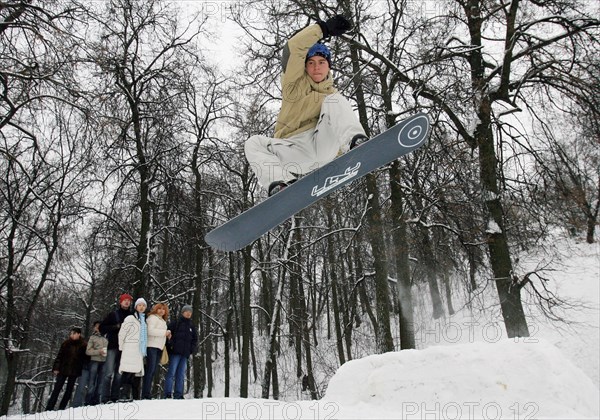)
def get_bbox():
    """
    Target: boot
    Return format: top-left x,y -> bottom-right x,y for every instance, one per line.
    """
118,383 -> 133,403
350,134 -> 369,149
268,179 -> 296,196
